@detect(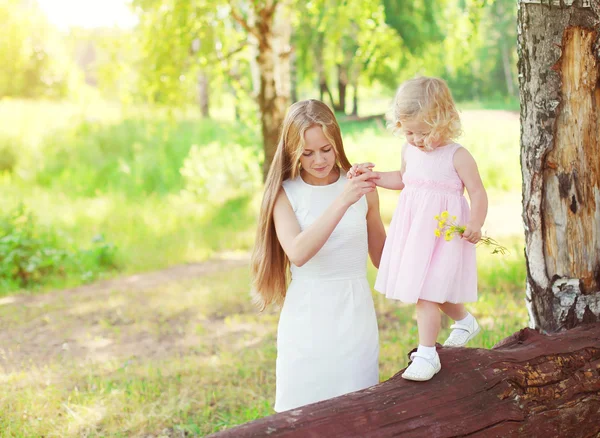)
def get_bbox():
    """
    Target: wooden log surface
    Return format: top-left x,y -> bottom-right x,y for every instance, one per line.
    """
209,323 -> 600,437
